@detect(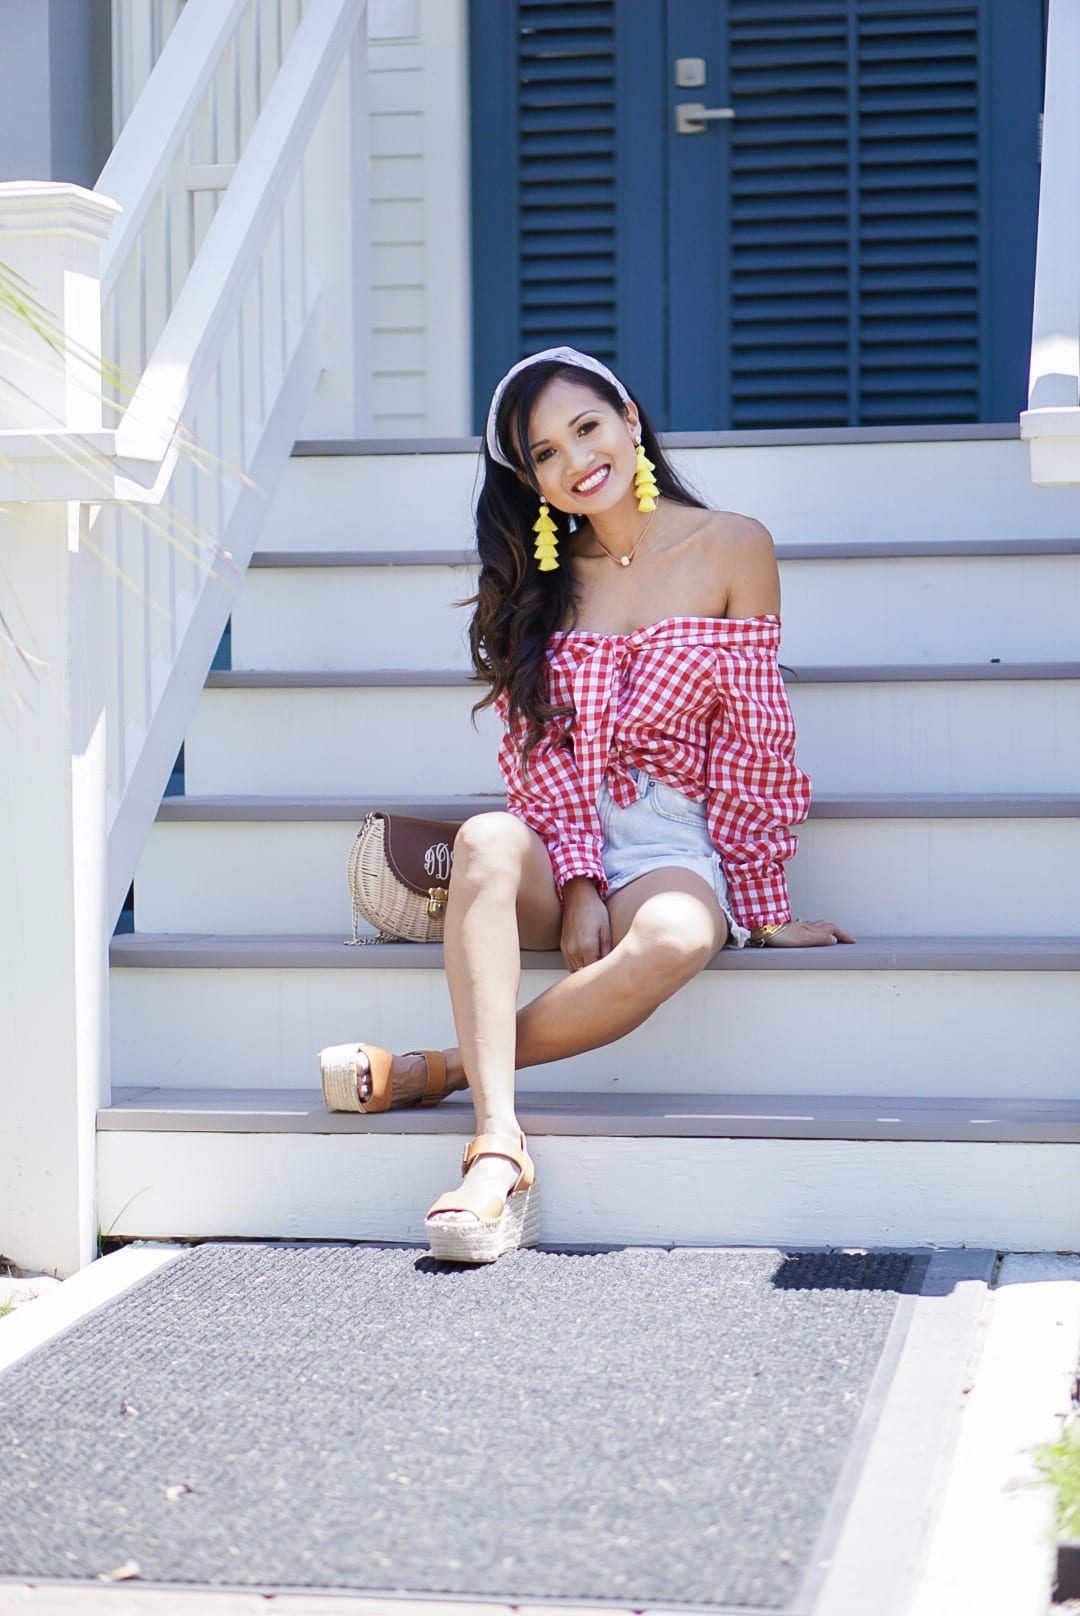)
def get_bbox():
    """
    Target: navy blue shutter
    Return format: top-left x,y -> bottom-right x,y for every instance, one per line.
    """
516,1 -> 618,357
727,1 -> 984,428
472,0 -> 659,429
857,6 -> 983,424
